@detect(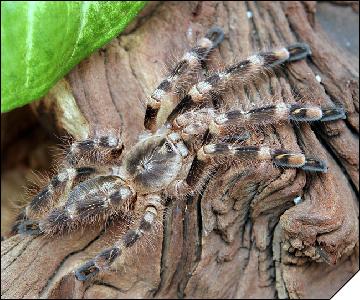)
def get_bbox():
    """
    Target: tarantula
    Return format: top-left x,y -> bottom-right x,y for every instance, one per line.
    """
14,27 -> 346,281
